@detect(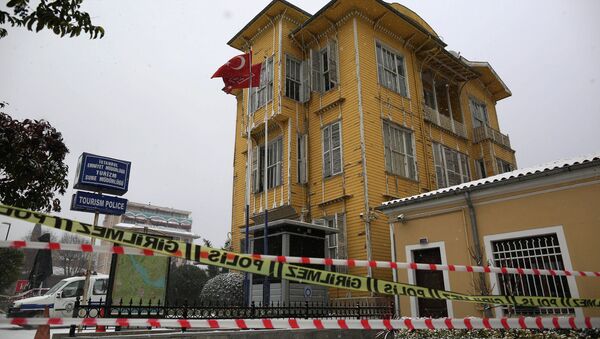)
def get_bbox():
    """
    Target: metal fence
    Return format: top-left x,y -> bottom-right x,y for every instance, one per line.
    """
74,297 -> 394,320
